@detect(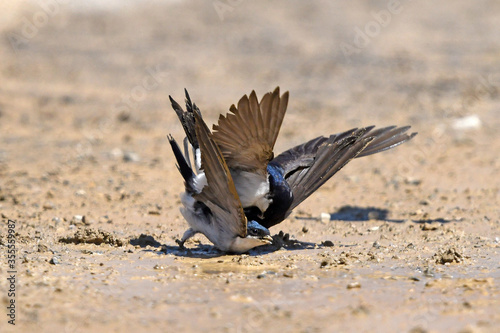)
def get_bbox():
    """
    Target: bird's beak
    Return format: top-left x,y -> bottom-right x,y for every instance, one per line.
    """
263,235 -> 273,244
